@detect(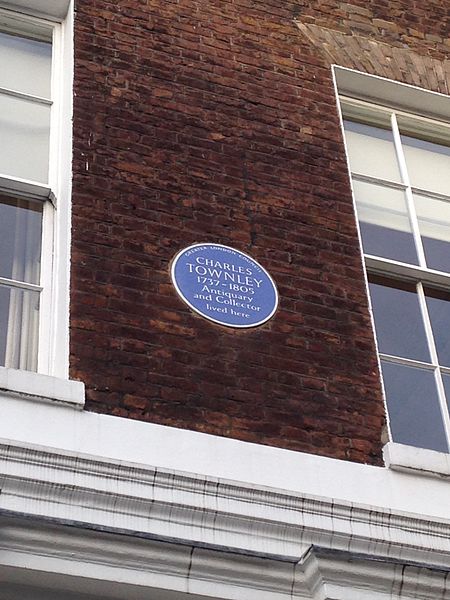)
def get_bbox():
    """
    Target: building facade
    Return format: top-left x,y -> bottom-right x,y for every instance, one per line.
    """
0,0 -> 449,598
